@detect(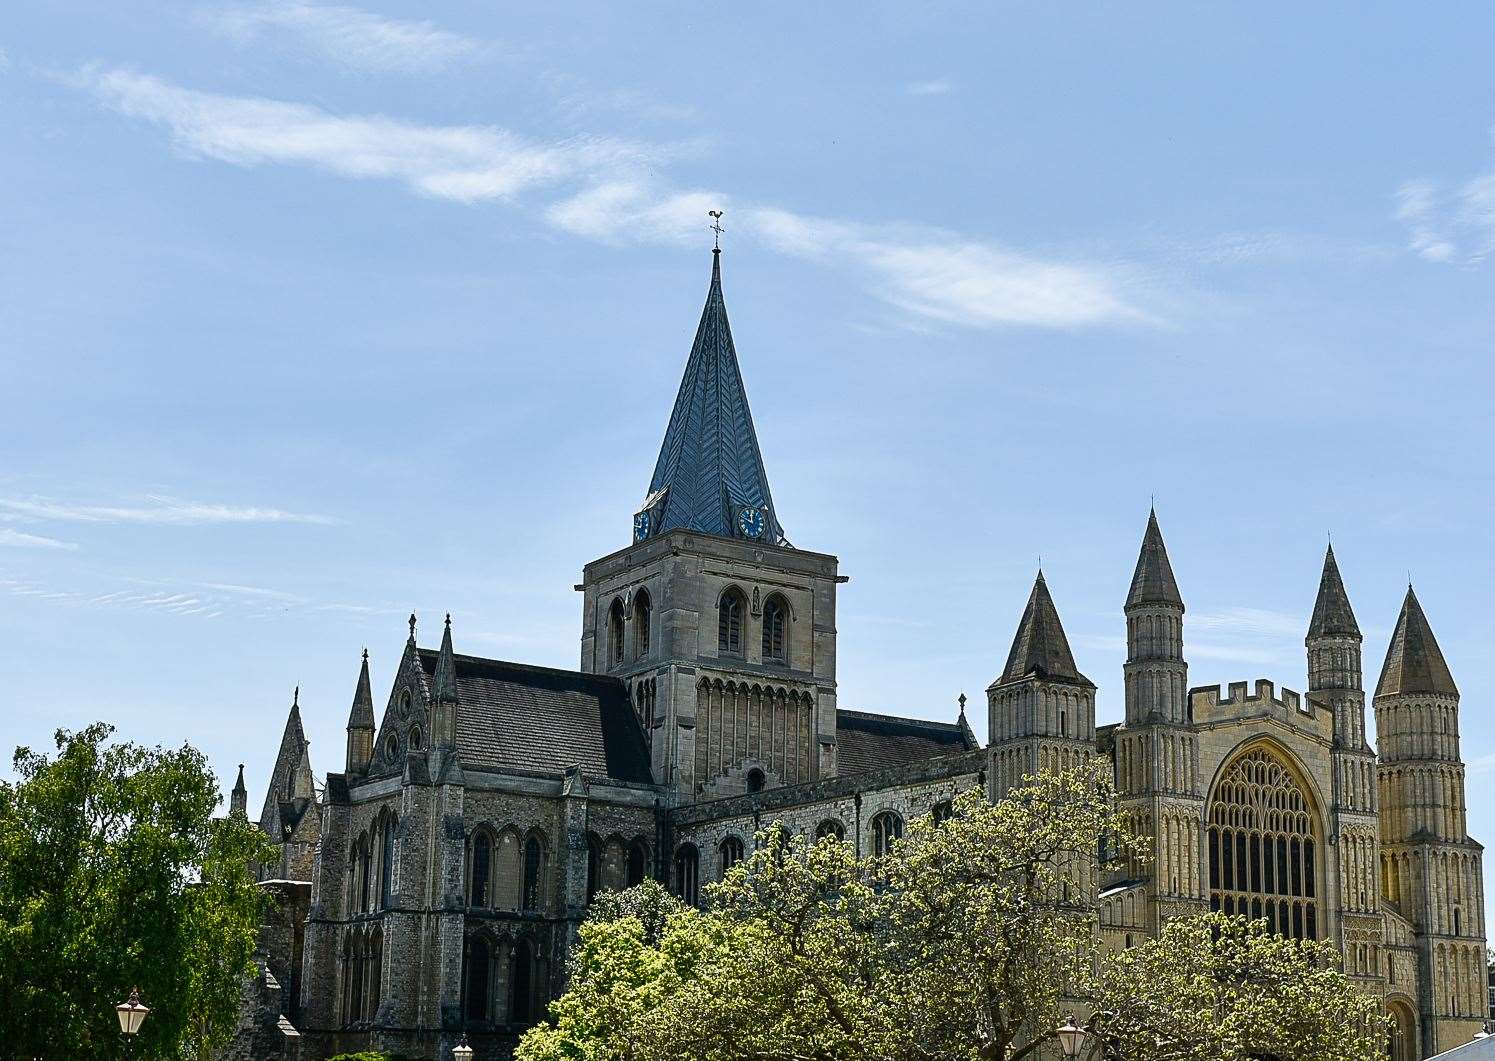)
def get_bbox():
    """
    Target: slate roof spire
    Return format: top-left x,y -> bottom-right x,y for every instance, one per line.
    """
230,763 -> 247,817
348,648 -> 375,731
1376,585 -> 1458,697
434,614 -> 459,704
1000,571 -> 1093,686
1126,508 -> 1183,610
637,249 -> 782,544
1307,544 -> 1361,640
